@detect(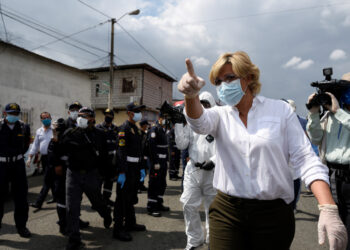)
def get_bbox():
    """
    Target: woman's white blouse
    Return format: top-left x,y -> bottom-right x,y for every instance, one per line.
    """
185,95 -> 329,203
